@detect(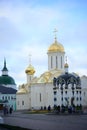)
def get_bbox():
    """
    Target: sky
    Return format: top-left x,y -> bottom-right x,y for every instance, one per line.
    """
0,0 -> 87,87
